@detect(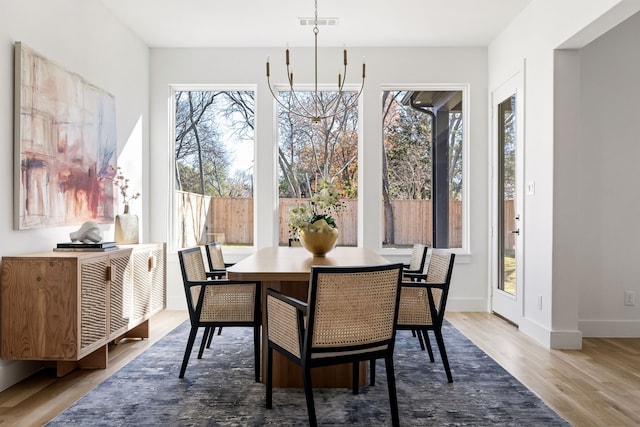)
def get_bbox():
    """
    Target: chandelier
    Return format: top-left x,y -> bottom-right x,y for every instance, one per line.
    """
265,0 -> 365,123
